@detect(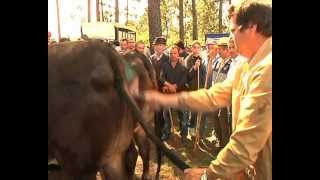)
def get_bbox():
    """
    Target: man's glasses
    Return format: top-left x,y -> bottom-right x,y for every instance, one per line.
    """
230,25 -> 243,35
